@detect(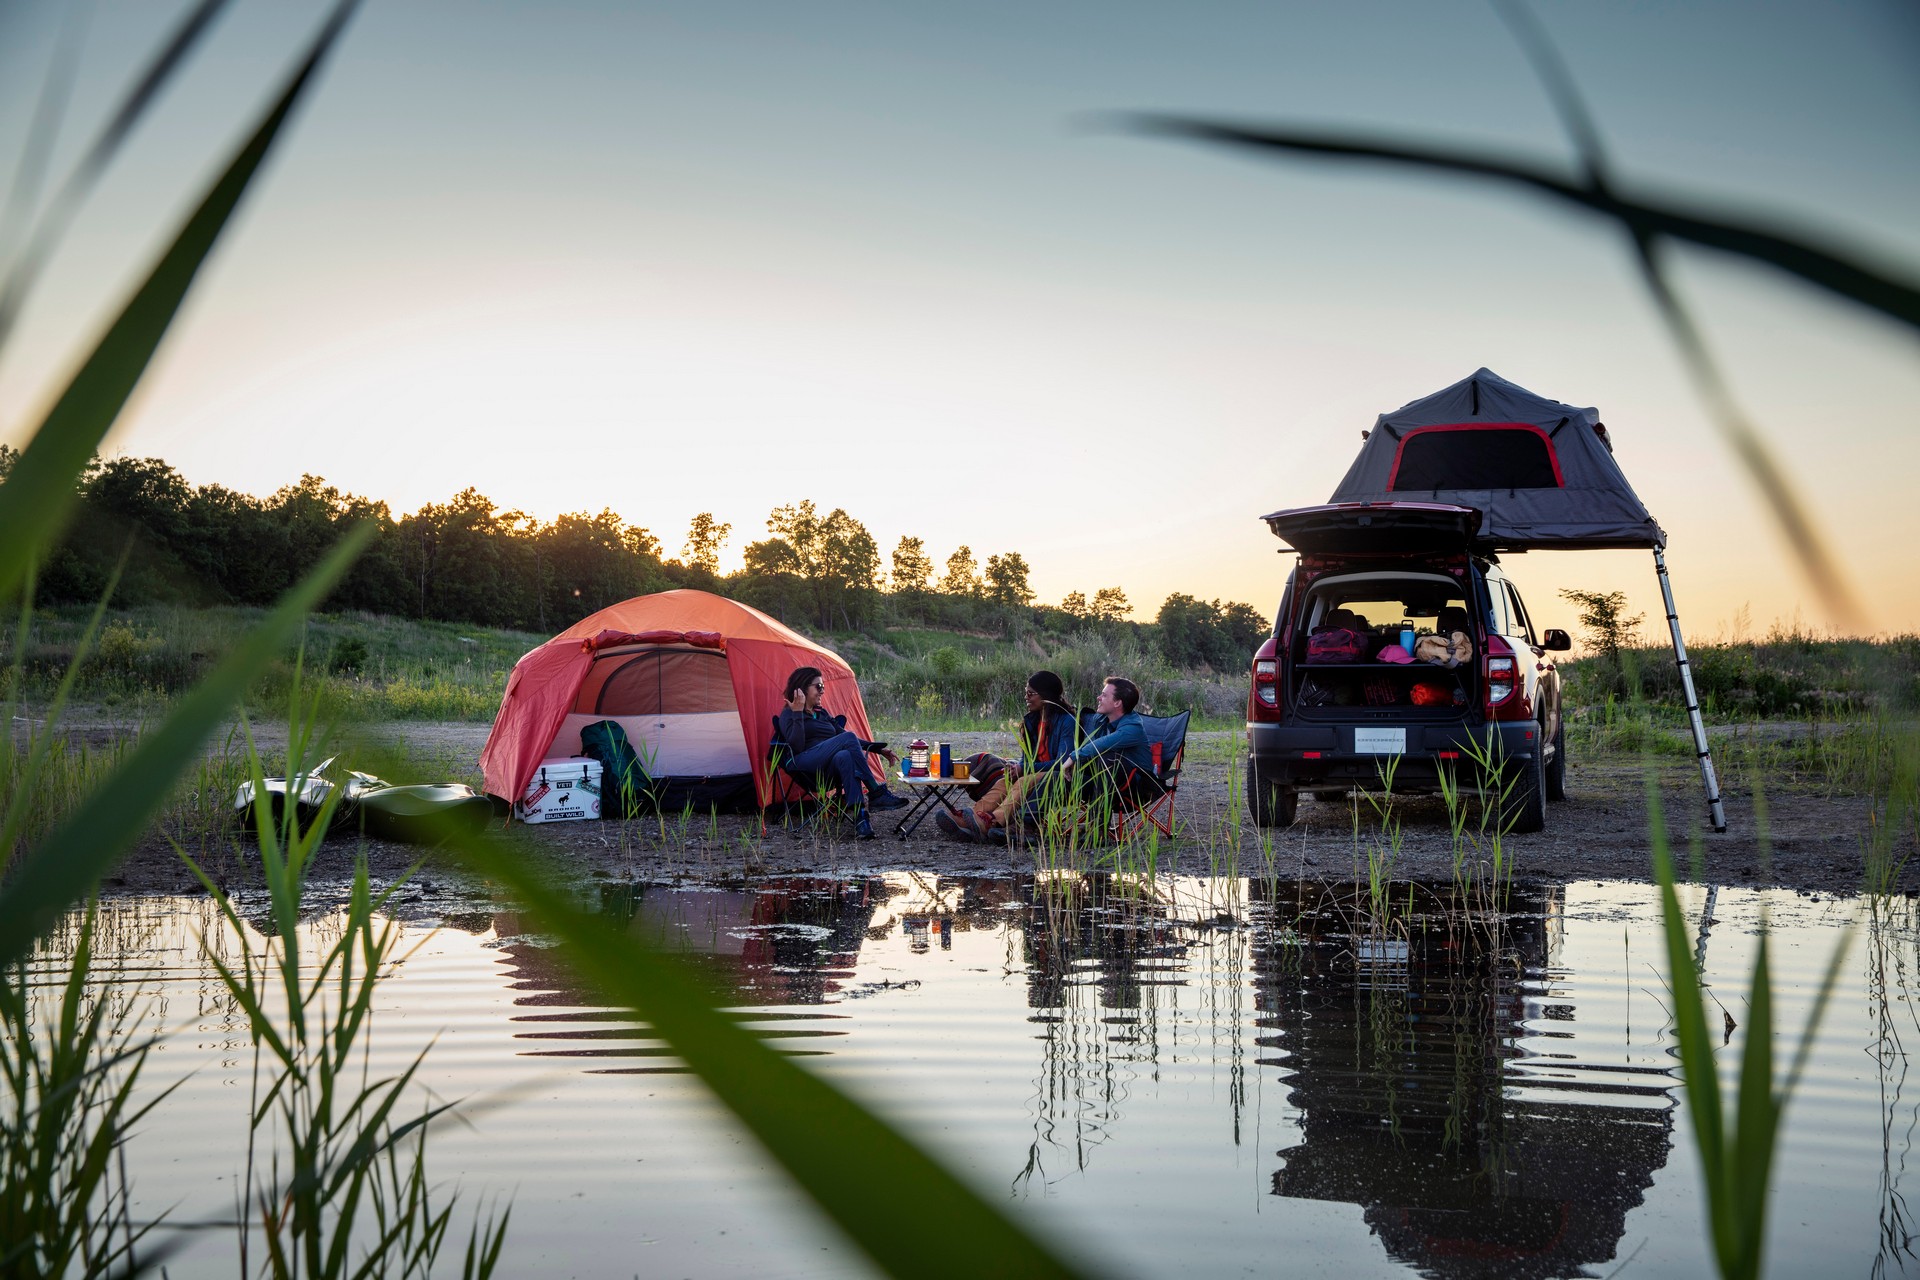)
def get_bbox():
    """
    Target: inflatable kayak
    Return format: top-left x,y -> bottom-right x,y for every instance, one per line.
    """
236,760 -> 492,846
